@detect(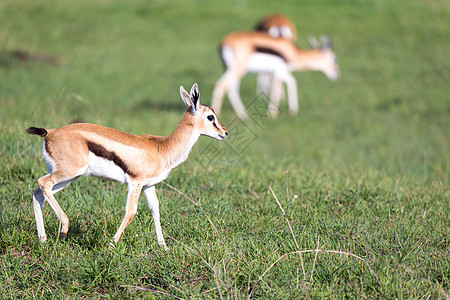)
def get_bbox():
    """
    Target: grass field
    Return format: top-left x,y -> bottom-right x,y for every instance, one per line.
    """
1,0 -> 449,298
